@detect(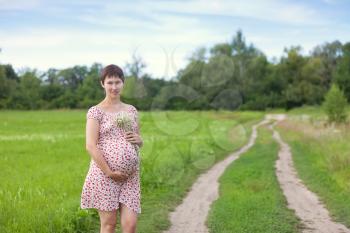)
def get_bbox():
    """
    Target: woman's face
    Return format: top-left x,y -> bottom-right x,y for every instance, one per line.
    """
101,75 -> 124,98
